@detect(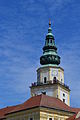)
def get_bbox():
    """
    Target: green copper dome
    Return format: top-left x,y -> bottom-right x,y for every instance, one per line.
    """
40,21 -> 60,65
